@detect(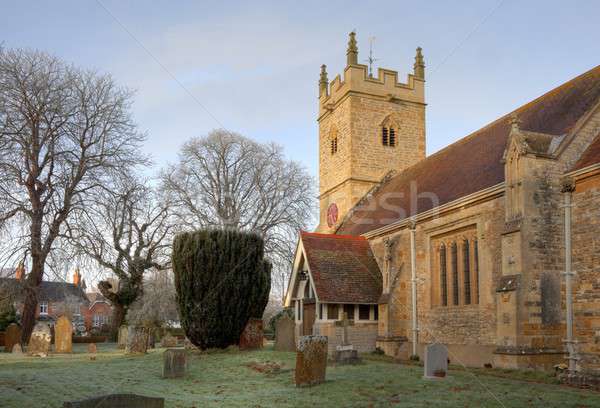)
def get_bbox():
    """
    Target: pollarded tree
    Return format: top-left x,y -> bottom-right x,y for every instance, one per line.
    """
0,48 -> 146,342
172,229 -> 271,349
67,176 -> 173,333
161,130 -> 315,300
